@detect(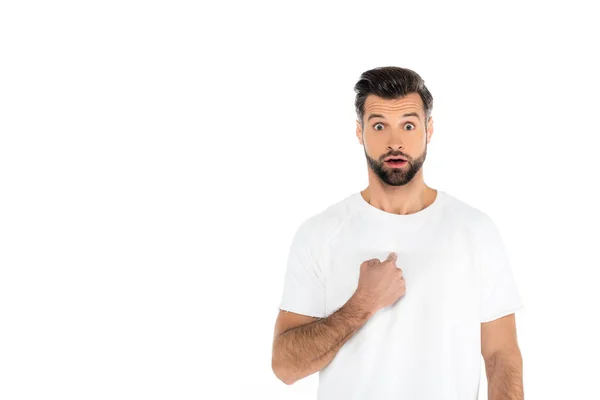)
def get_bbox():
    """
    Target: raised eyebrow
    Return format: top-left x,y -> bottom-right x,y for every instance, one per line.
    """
367,112 -> 421,122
